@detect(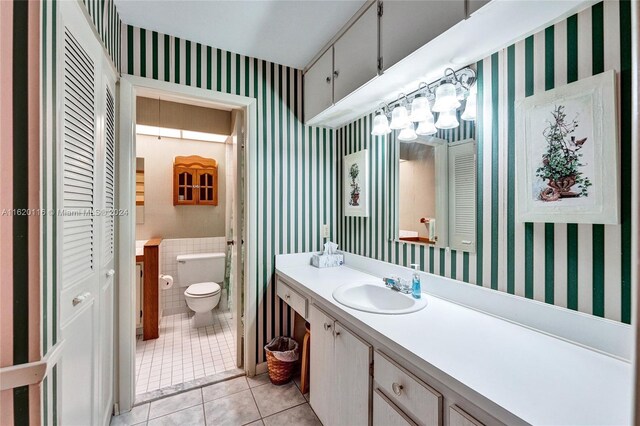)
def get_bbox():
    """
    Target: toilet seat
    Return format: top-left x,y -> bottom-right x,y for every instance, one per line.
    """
185,282 -> 221,298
